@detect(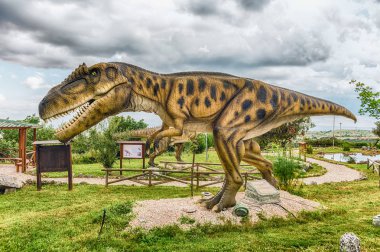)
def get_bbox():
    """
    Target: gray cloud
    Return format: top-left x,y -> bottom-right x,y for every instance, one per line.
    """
237,0 -> 272,11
